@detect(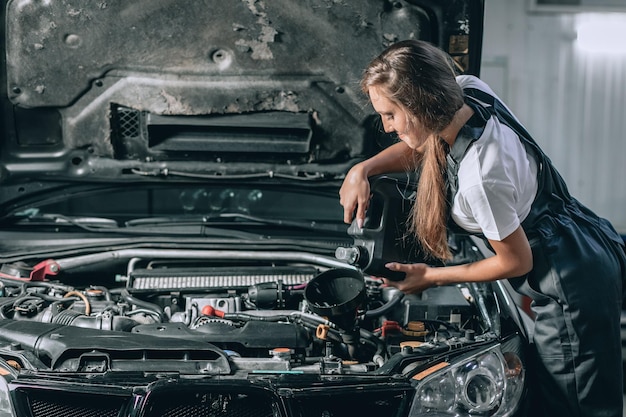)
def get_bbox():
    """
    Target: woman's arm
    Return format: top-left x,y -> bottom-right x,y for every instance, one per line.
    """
340,141 -> 420,226
357,141 -> 420,177
383,226 -> 533,293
